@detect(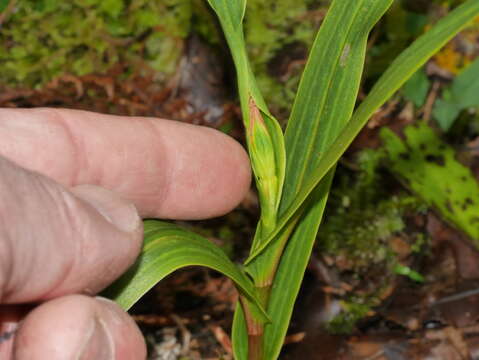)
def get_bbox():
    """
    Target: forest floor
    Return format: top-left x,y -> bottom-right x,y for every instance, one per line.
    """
2,1 -> 479,359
